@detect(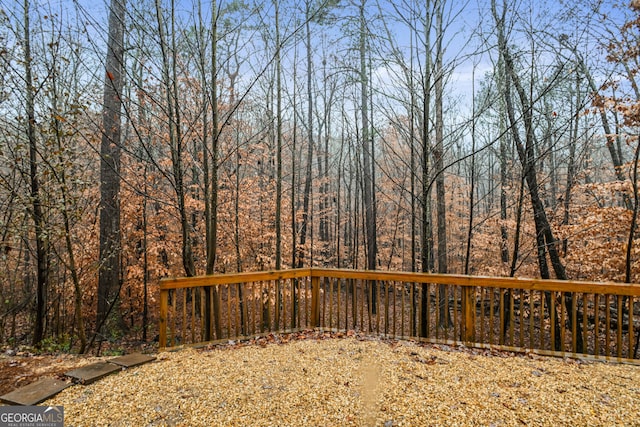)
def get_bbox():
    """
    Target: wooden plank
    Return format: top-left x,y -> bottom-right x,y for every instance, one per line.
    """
109,353 -> 156,368
65,362 -> 120,385
1,378 -> 71,406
